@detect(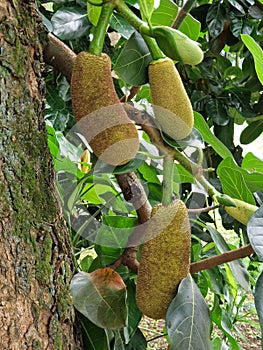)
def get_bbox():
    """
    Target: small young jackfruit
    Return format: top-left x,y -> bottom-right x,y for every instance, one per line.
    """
225,198 -> 258,225
136,200 -> 191,319
148,58 -> 194,140
71,52 -> 139,166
